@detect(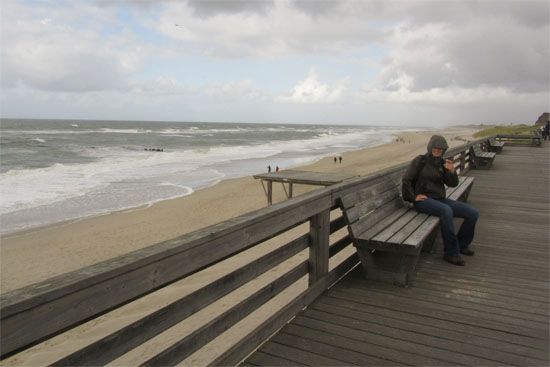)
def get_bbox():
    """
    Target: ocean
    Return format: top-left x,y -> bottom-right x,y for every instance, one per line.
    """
0,119 -> 410,235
